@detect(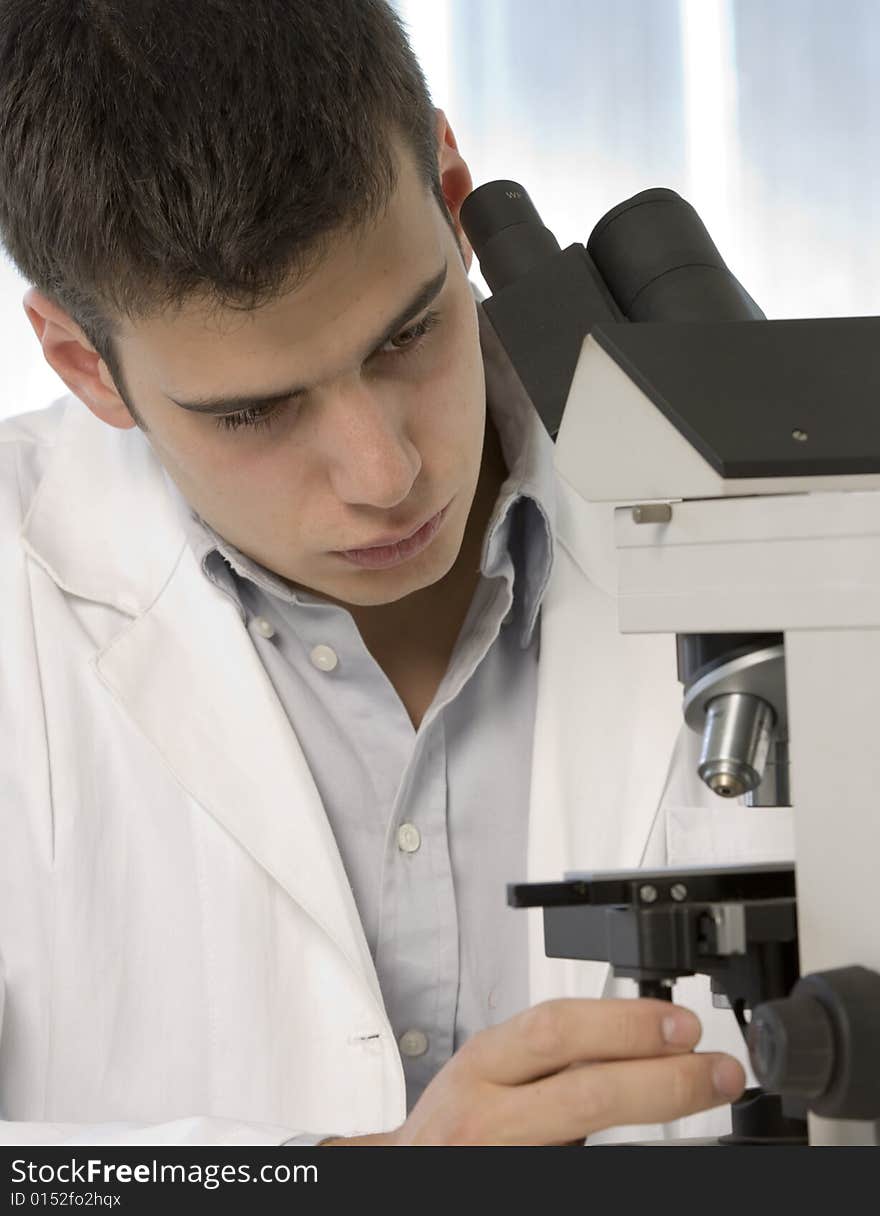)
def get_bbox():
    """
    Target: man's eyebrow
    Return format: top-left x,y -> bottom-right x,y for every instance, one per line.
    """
166,261 -> 449,416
